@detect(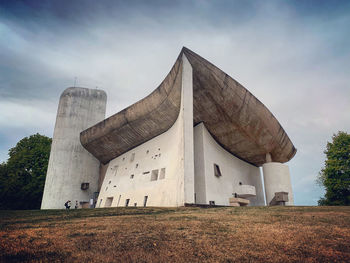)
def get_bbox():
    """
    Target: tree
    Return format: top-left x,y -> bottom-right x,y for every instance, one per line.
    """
317,131 -> 350,206
0,134 -> 51,210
